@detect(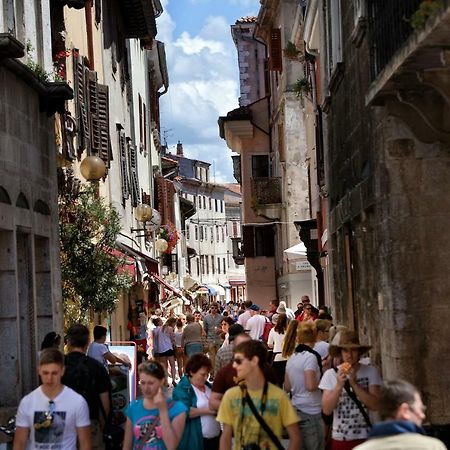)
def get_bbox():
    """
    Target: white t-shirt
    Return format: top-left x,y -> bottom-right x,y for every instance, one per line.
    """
319,365 -> 383,441
87,341 -> 109,369
192,385 -> 221,438
286,351 -> 322,414
267,329 -> 287,362
314,340 -> 329,360
246,315 -> 266,340
237,310 -> 252,329
16,385 -> 90,450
